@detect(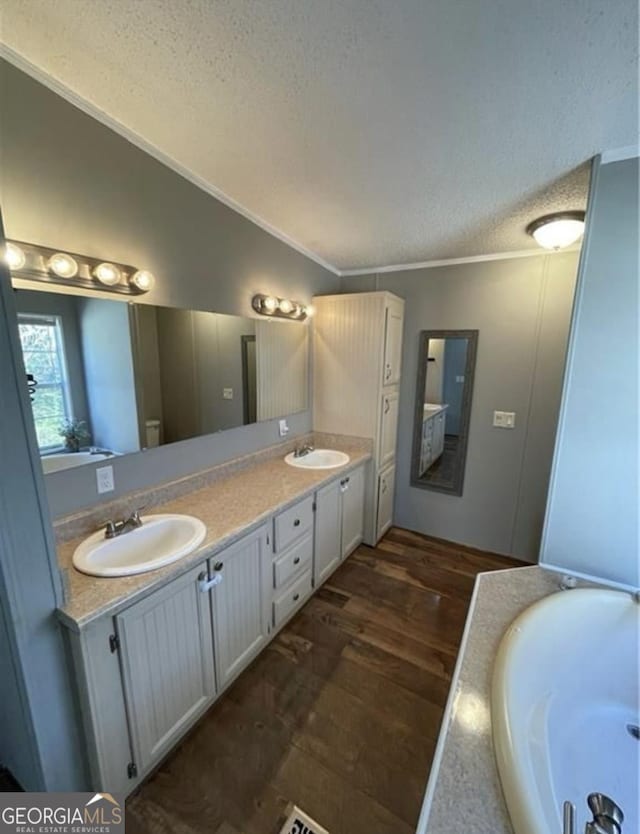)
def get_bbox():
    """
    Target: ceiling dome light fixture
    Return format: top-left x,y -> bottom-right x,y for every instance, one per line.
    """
93,262 -> 122,286
5,242 -> 26,270
48,252 -> 79,278
526,211 -> 586,251
130,270 -> 156,292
